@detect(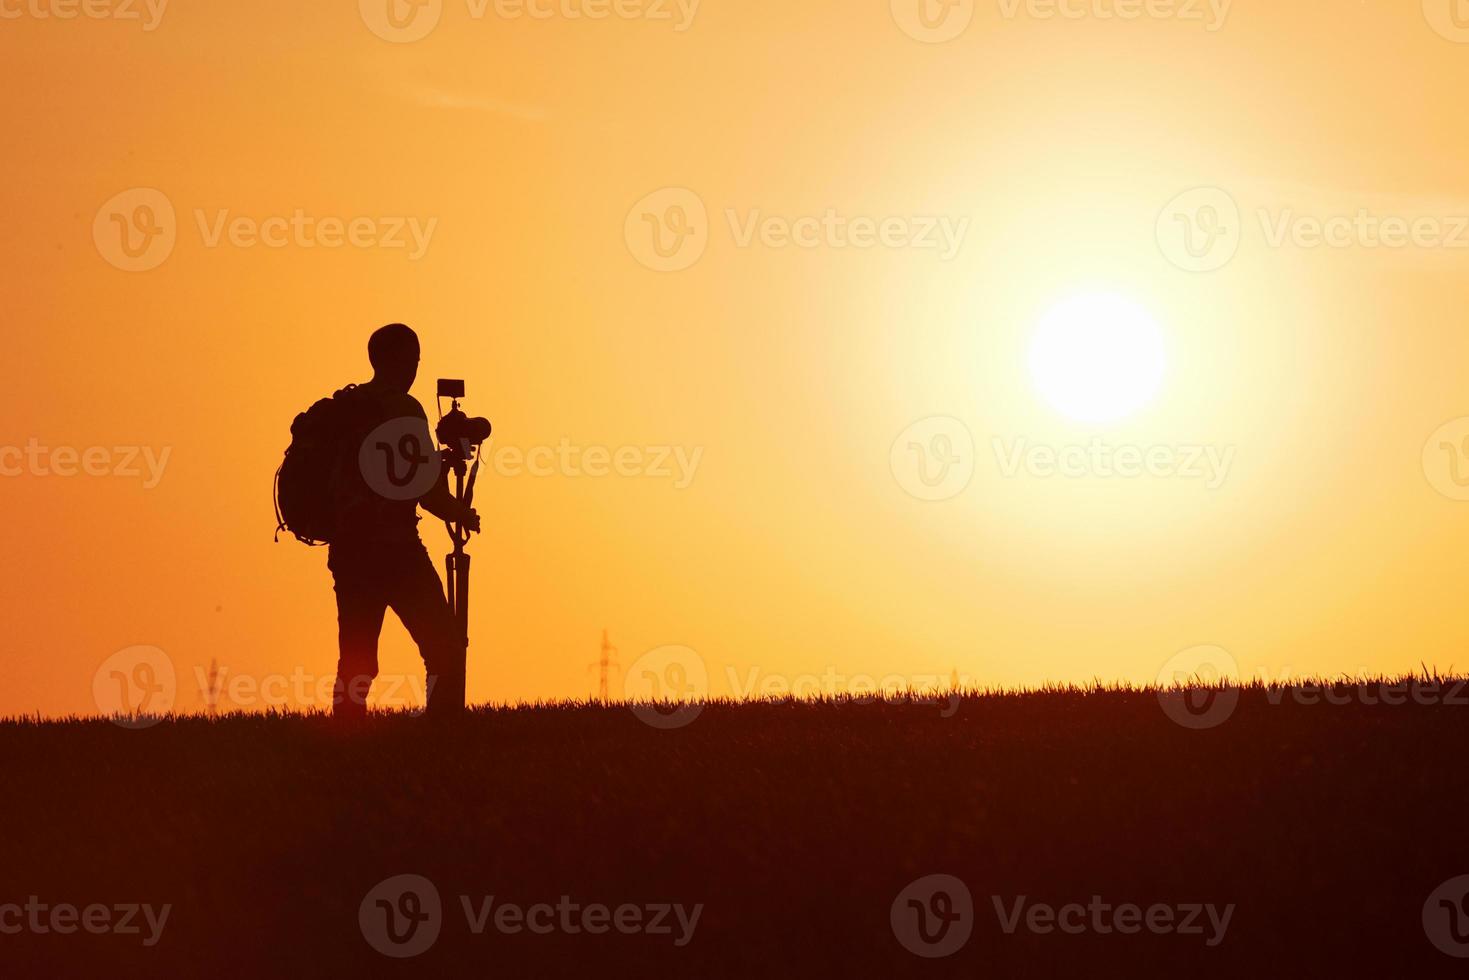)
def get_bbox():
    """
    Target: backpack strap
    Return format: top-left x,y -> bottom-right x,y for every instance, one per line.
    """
273,455 -> 286,542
